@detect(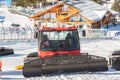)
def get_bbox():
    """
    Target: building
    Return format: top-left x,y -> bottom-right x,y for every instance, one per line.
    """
0,0 -> 12,7
110,0 -> 120,3
105,0 -> 119,3
46,0 -> 57,3
31,0 -> 118,29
